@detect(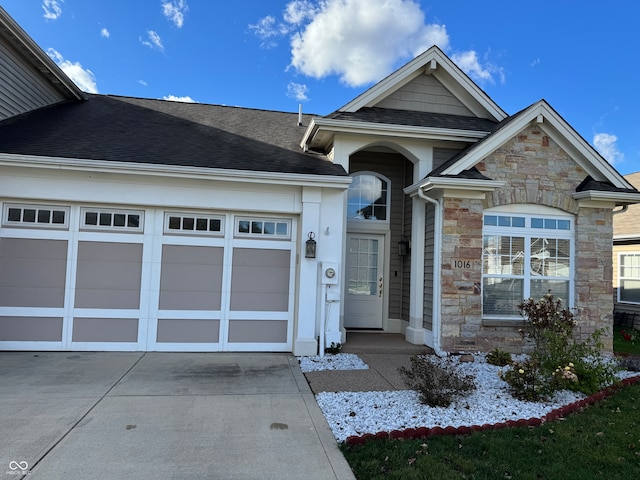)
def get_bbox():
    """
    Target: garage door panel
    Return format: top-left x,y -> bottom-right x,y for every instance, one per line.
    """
159,245 -> 223,310
72,317 -> 138,343
0,238 -> 67,308
75,242 -> 142,309
156,319 -> 219,343
230,248 -> 290,312
0,316 -> 63,341
159,291 -> 221,311
228,320 -> 287,343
